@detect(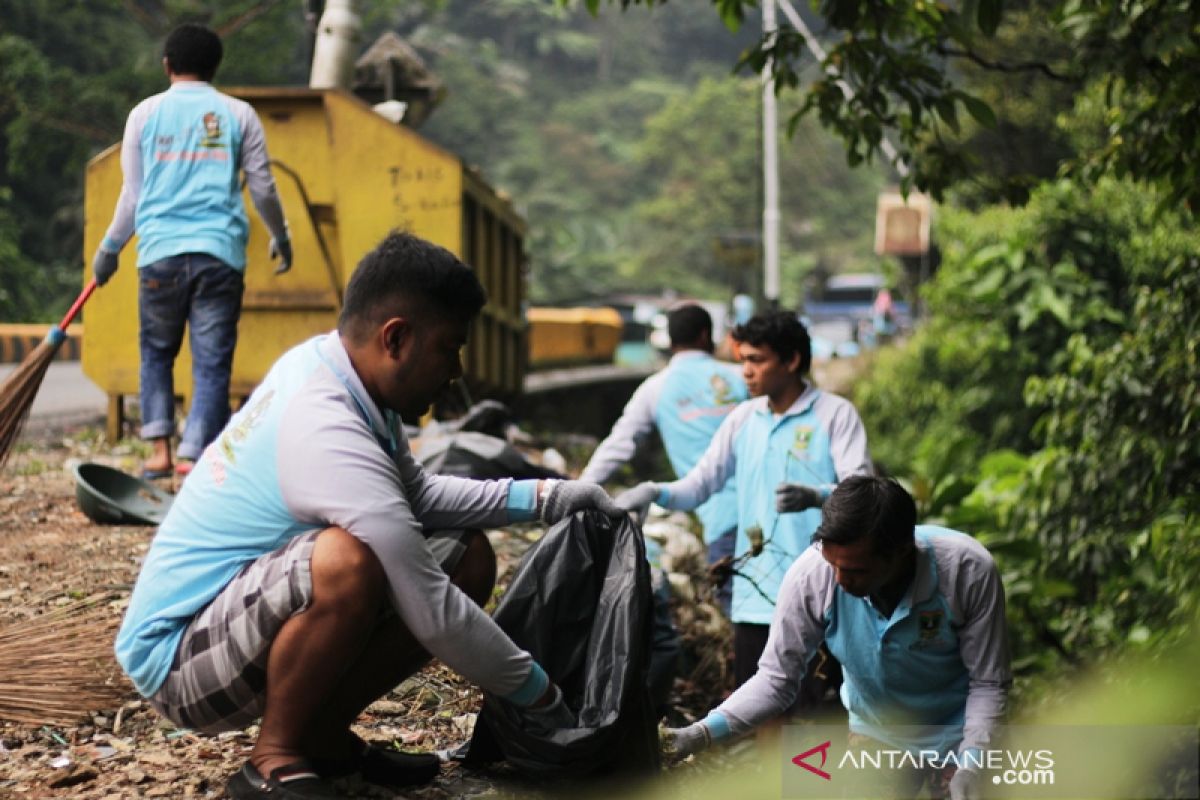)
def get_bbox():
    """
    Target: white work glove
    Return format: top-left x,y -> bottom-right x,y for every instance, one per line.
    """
774,482 -> 825,513
540,480 -> 621,525
92,247 -> 120,286
269,224 -> 293,274
949,767 -> 982,800
614,481 -> 660,526
524,684 -> 574,732
661,721 -> 712,762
